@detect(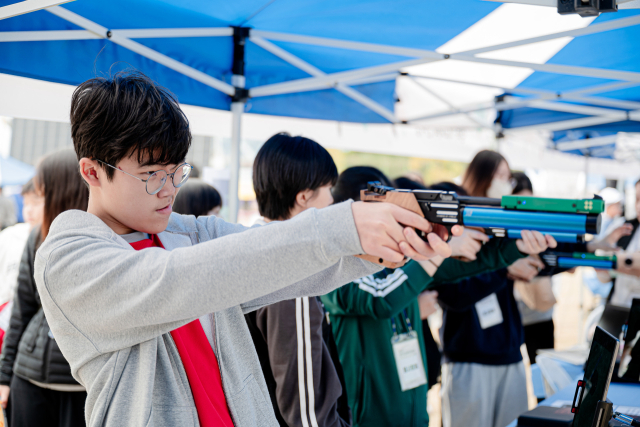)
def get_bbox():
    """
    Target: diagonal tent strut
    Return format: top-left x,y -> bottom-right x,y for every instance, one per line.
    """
46,6 -> 235,96
0,0 -> 73,20
250,36 -> 398,123
401,75 -> 640,123
406,75 -> 493,128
